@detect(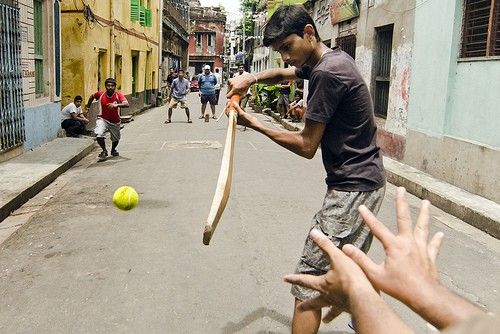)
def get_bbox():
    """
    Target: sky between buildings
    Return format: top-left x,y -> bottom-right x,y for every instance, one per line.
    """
199,0 -> 242,19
